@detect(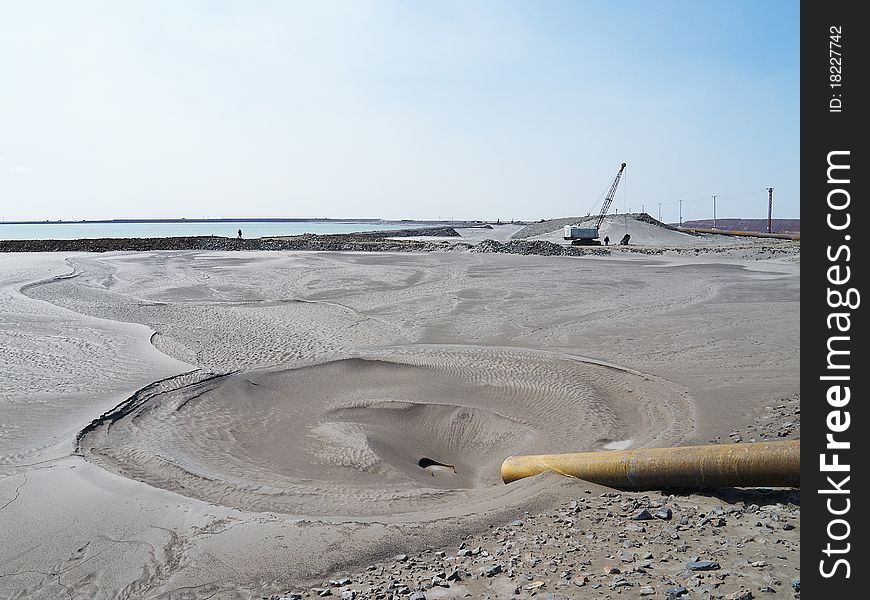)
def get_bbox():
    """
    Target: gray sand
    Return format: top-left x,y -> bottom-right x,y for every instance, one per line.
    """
0,244 -> 798,598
